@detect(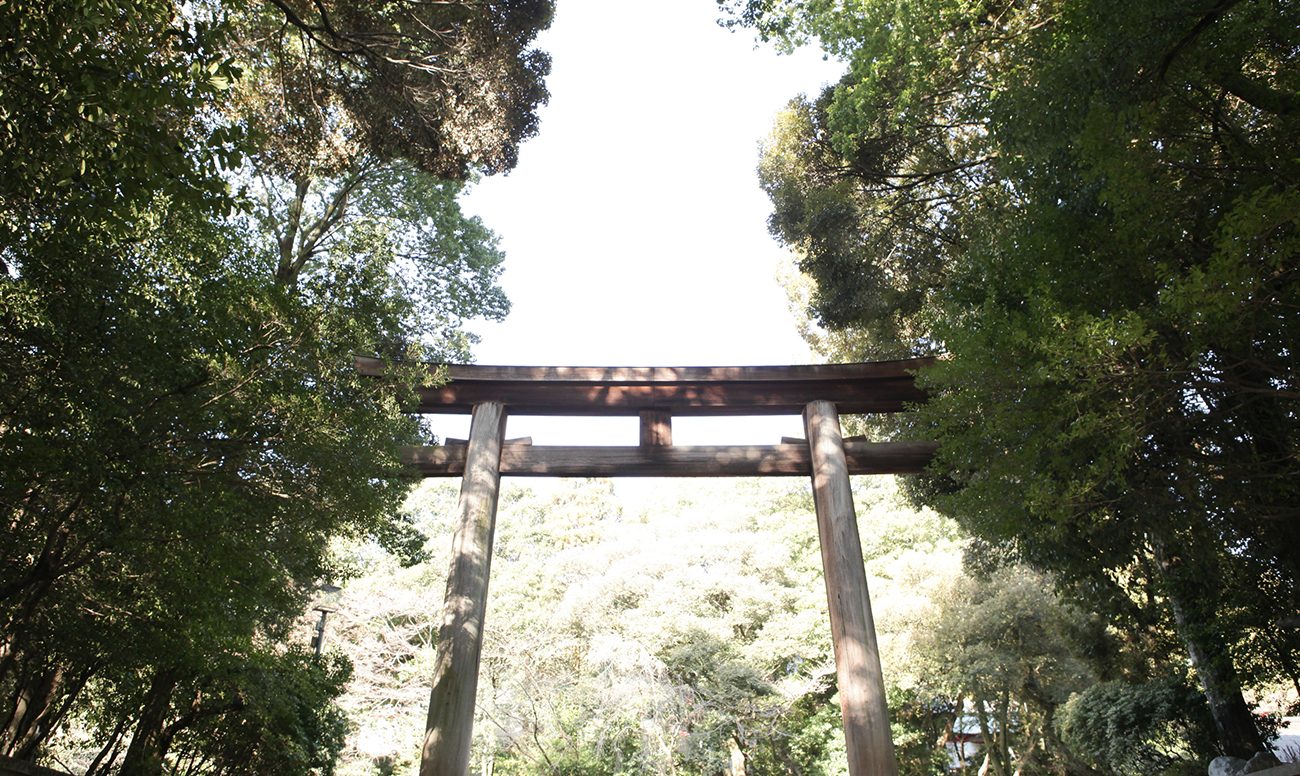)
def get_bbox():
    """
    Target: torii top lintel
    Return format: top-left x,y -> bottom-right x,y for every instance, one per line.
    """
354,356 -> 936,417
